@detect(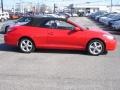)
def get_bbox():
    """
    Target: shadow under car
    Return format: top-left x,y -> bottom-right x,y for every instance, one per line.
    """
0,43 -> 88,55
